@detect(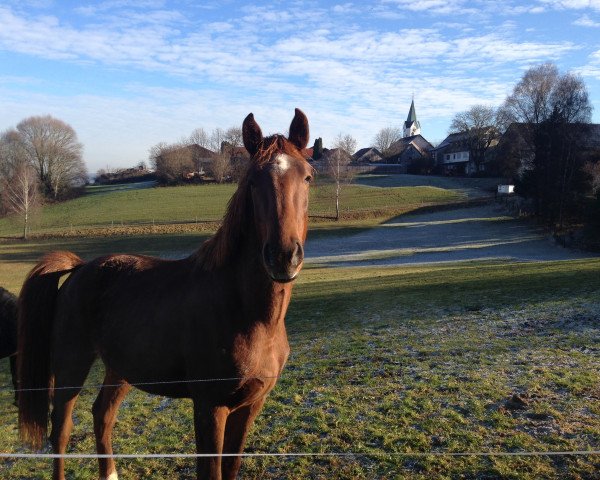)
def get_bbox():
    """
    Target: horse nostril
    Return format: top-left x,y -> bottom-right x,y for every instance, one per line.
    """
264,241 -> 304,278
263,243 -> 275,268
291,241 -> 304,267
